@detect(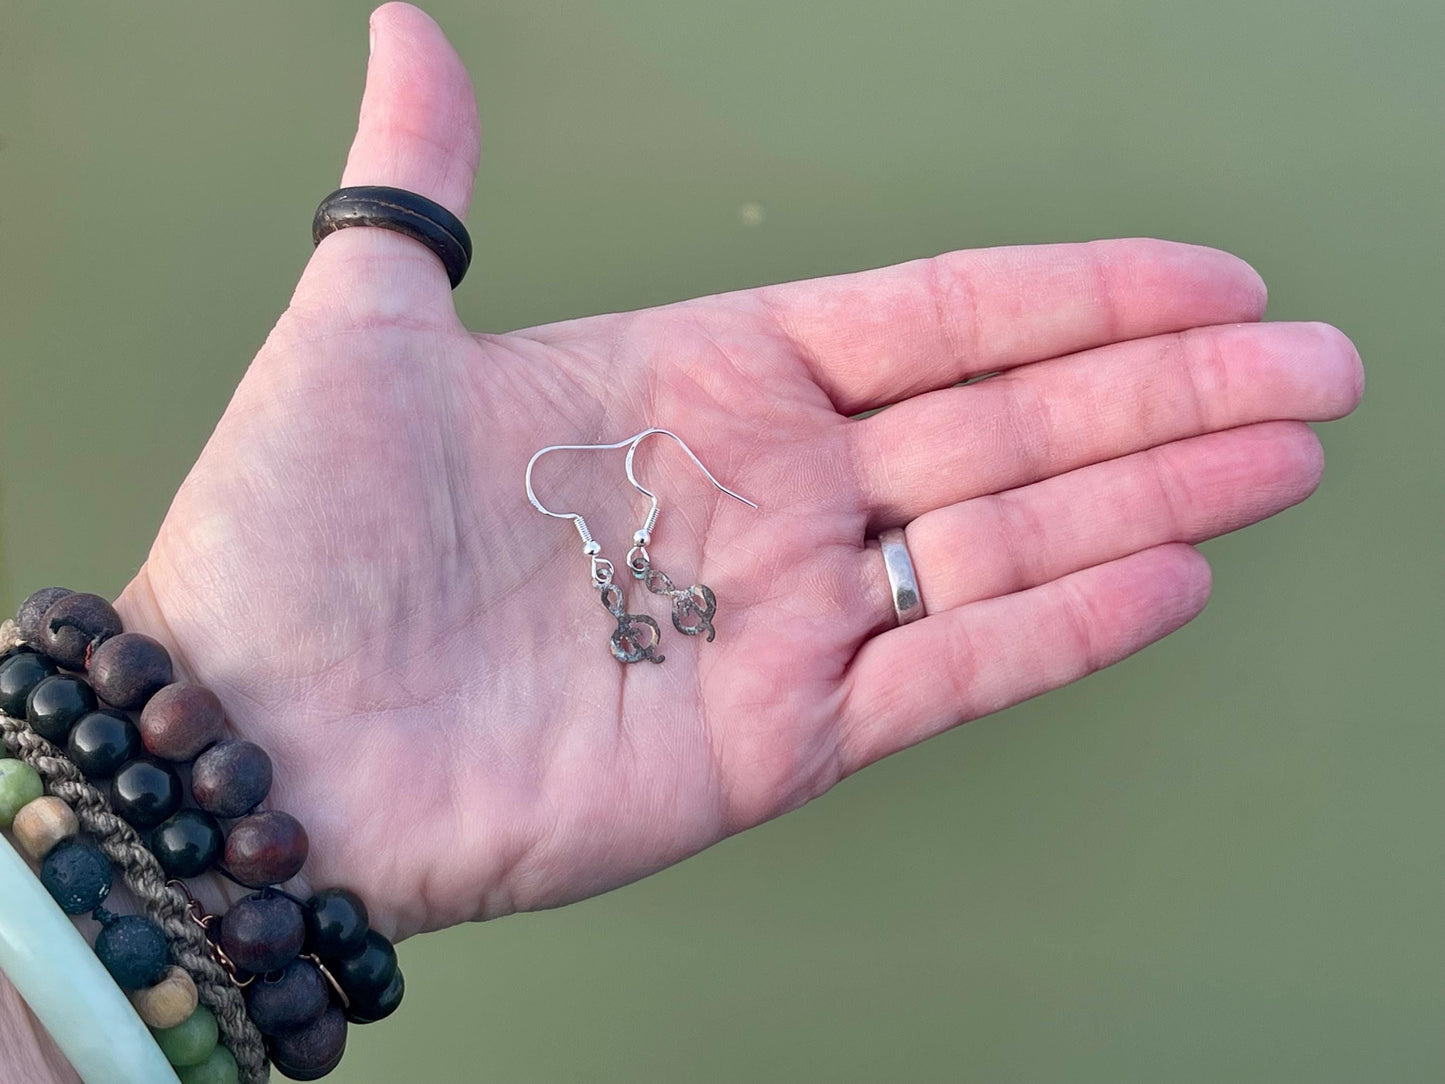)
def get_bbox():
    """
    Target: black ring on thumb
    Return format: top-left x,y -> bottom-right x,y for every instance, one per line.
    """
312,186 -> 473,289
